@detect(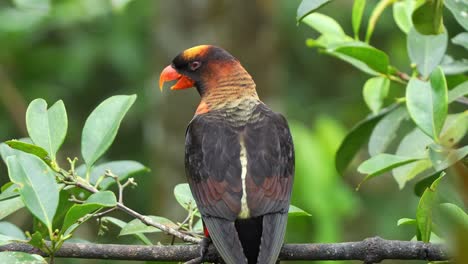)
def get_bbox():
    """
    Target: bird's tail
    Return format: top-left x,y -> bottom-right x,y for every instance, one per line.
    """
257,213 -> 288,264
